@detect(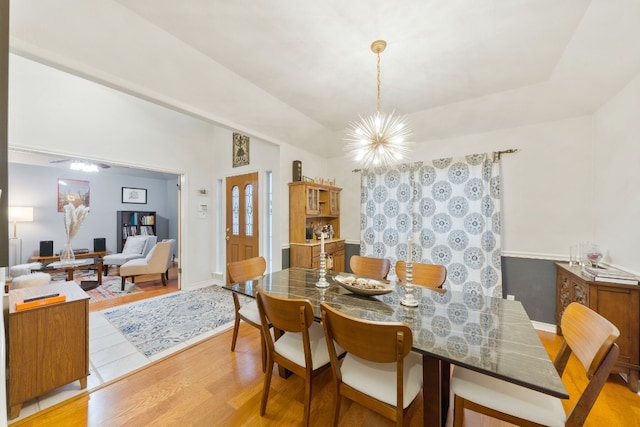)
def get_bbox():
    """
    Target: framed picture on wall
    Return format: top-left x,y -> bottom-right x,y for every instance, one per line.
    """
232,132 -> 250,167
58,178 -> 90,212
122,187 -> 147,204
